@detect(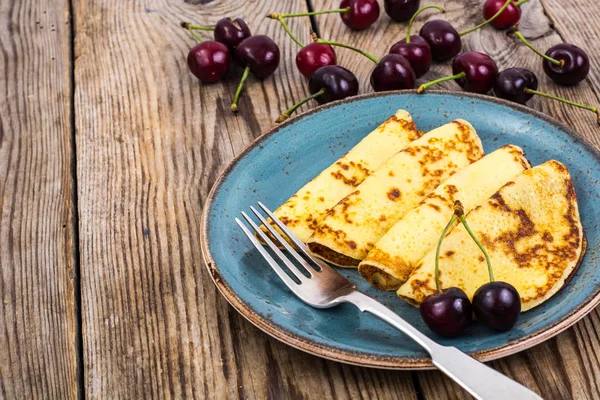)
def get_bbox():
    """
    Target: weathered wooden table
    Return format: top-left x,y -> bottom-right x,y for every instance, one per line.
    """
2,0 -> 599,398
